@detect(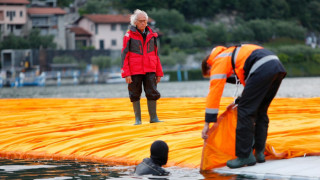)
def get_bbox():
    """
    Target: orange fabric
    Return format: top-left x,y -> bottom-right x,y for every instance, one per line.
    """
0,97 -> 319,169
201,104 -> 238,170
201,98 -> 320,170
